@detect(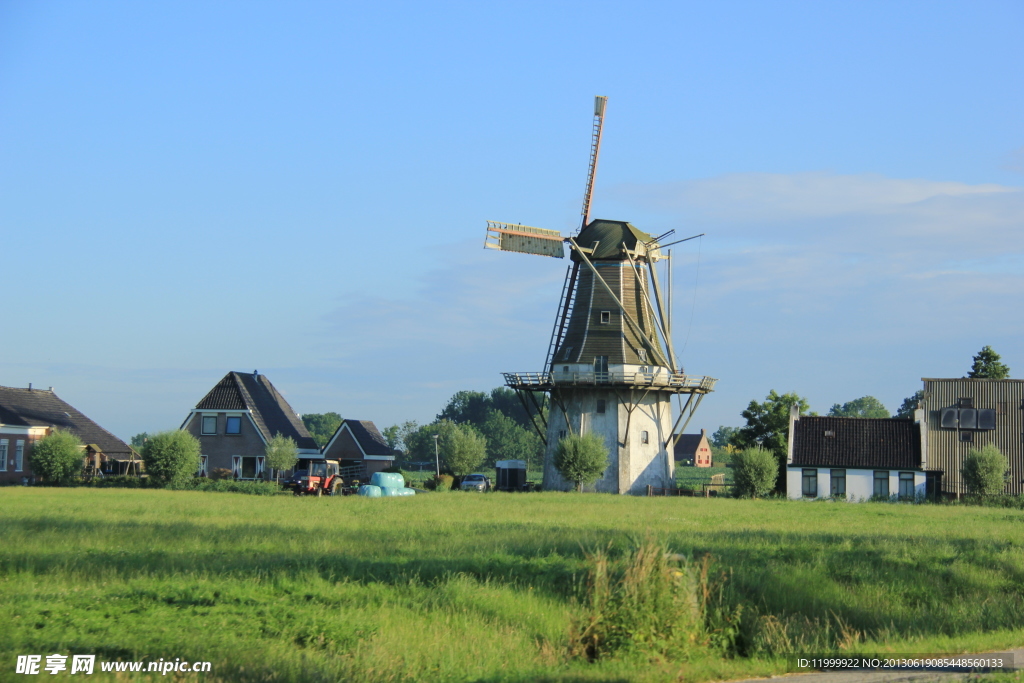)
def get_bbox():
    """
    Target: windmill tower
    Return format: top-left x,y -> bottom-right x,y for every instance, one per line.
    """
484,97 -> 717,494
